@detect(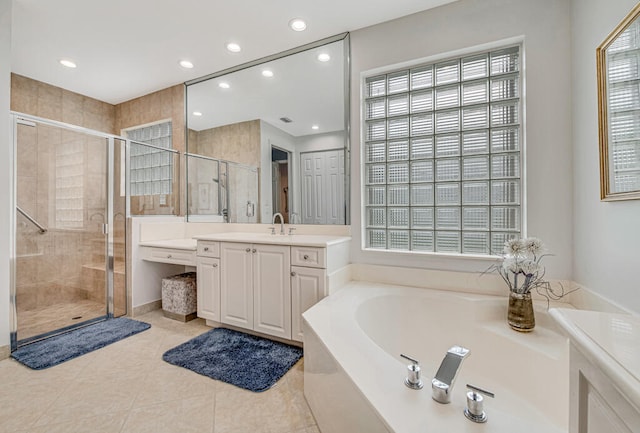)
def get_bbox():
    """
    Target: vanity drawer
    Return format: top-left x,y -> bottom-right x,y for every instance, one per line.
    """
291,246 -> 326,269
142,247 -> 197,266
197,241 -> 220,258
